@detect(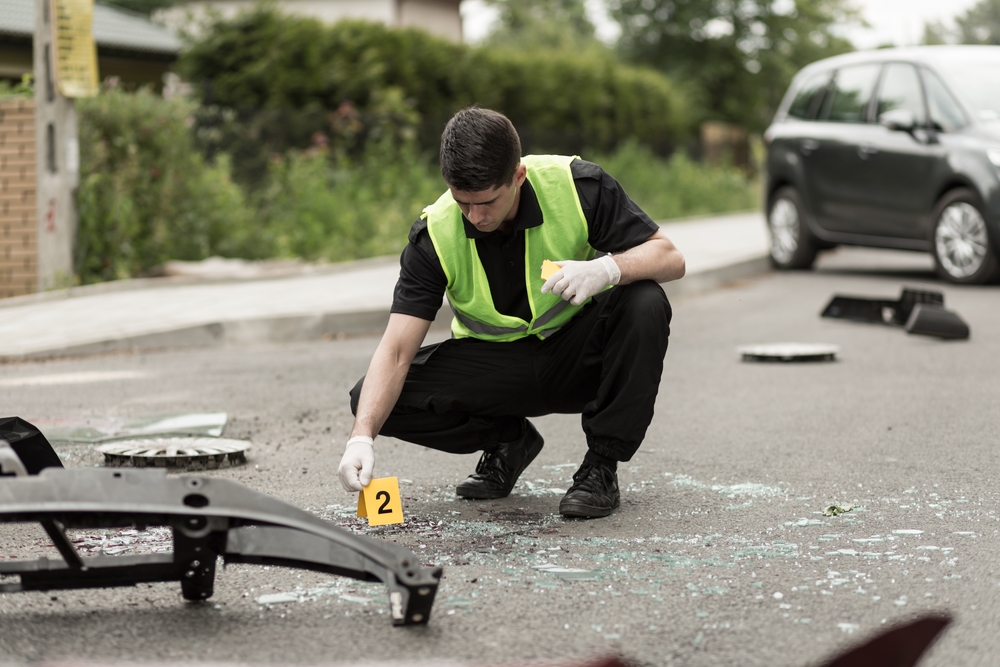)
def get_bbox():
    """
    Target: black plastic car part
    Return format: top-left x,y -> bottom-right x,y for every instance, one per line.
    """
821,288 -> 969,340
0,439 -> 441,626
904,304 -> 970,340
817,613 -> 951,667
0,417 -> 64,475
